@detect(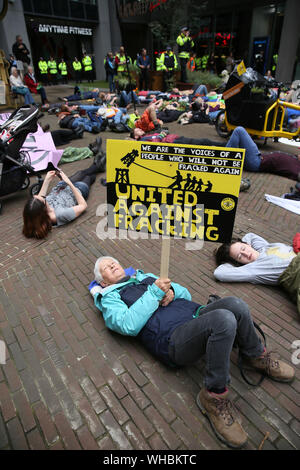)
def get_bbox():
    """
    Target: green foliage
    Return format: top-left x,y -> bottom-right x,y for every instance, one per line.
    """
186,70 -> 223,89
251,87 -> 264,94
113,73 -> 137,91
